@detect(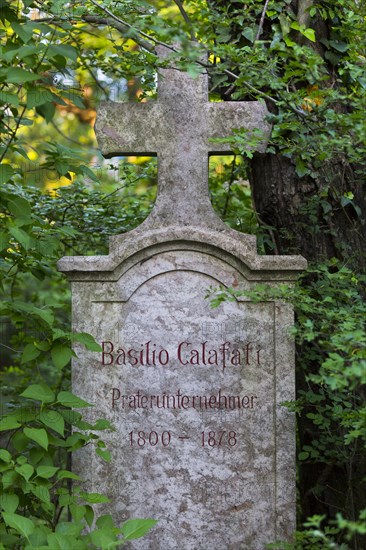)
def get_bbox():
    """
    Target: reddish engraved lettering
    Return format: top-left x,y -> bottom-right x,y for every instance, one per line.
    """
102,341 -> 114,365
129,431 -> 172,447
111,388 -> 258,411
101,341 -> 170,367
175,341 -> 261,372
102,340 -> 263,370
201,431 -> 238,447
